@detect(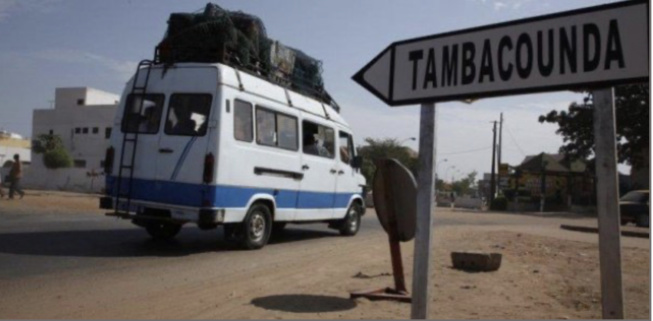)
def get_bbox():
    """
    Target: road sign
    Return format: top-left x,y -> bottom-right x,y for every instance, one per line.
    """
353,0 -> 649,106
373,158 -> 417,242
